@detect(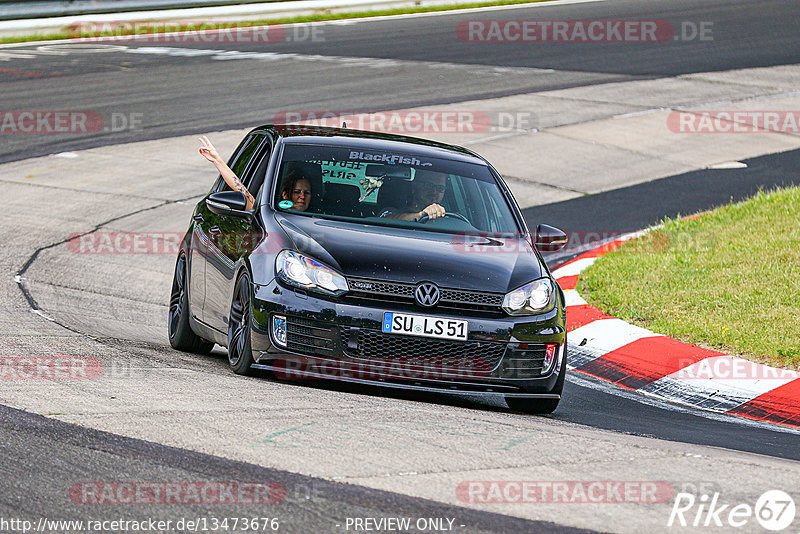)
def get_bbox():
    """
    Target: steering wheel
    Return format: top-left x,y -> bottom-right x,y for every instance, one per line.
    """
417,212 -> 470,224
